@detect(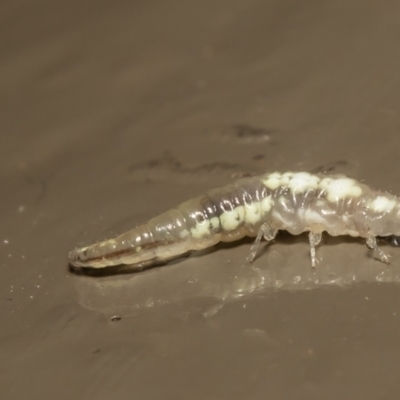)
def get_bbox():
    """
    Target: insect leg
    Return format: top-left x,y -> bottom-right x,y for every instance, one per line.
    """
246,223 -> 277,265
309,232 -> 322,268
366,237 -> 391,264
